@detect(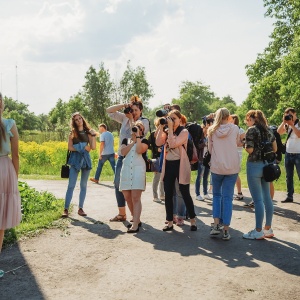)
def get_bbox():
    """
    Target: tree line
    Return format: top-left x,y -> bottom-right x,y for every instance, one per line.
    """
3,0 -> 297,138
